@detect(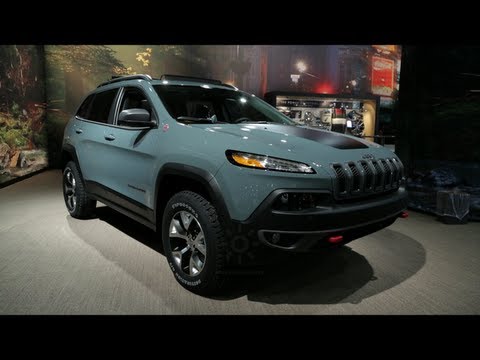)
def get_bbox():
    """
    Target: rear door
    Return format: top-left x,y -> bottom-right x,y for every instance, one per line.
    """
74,87 -> 119,189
